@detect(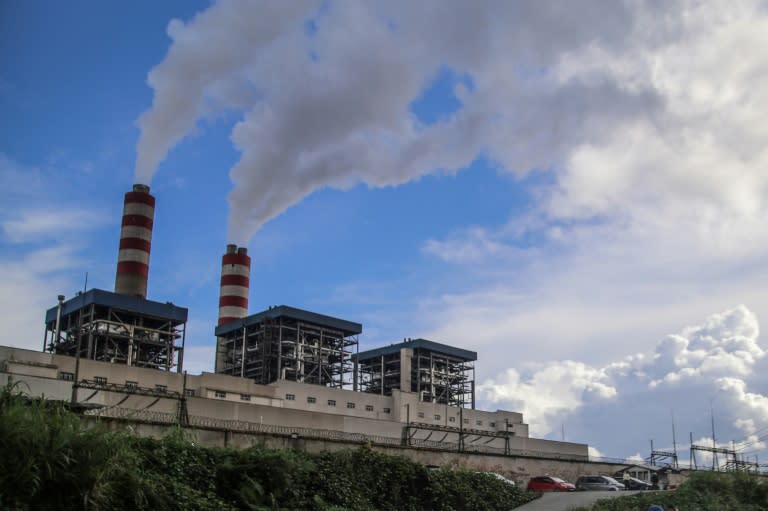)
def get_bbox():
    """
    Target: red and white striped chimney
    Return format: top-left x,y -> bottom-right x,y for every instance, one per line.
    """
218,244 -> 251,325
114,184 -> 155,299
